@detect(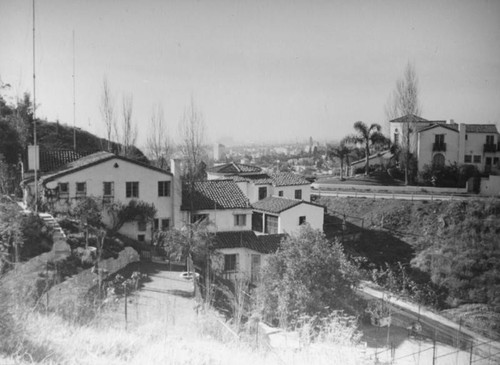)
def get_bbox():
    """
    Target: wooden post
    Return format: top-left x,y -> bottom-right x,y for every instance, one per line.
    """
432,330 -> 437,365
124,283 -> 128,330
